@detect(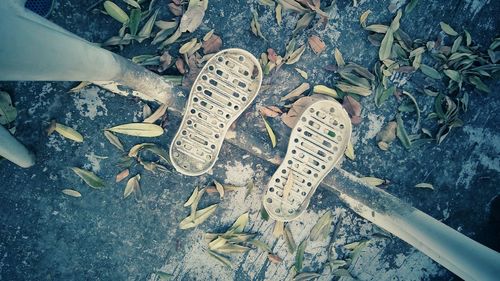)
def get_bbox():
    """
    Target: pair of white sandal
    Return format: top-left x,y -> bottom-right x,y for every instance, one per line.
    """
169,49 -> 352,222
